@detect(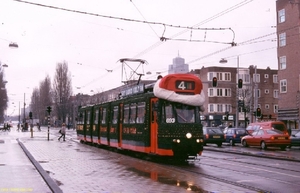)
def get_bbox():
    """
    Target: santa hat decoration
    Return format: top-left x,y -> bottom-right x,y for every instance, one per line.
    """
153,74 -> 205,107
